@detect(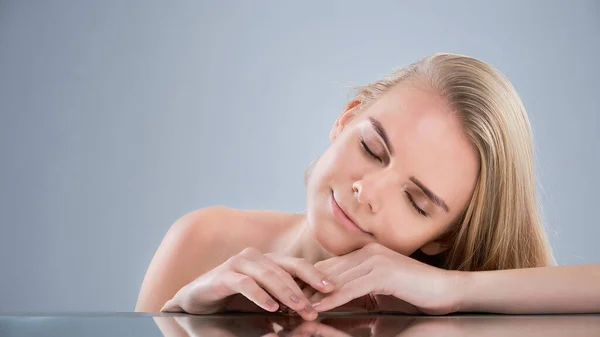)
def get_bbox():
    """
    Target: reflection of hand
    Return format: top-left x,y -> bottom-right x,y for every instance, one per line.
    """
161,247 -> 334,320
272,320 -> 358,337
303,243 -> 459,315
265,315 -> 433,337
154,314 -> 600,337
153,314 -> 412,337
268,315 -> 377,337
